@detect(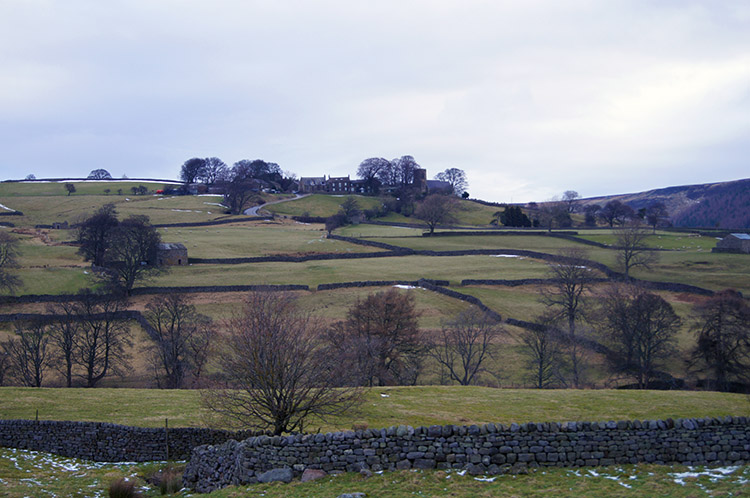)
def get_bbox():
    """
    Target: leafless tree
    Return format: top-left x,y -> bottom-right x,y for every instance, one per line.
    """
0,231 -> 22,294
414,194 -> 459,234
2,321 -> 52,387
204,292 -> 360,435
599,200 -> 634,227
326,288 -> 423,386
0,344 -> 9,386
77,203 -> 119,267
73,290 -> 132,387
428,307 -> 504,385
599,284 -> 680,389
357,157 -> 389,193
143,294 -> 213,389
198,157 -> 228,185
689,289 -> 750,392
539,248 -> 594,387
614,222 -> 658,277
47,299 -> 81,387
435,168 -> 468,196
102,215 -> 162,294
520,325 -> 564,389
562,190 -> 580,213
